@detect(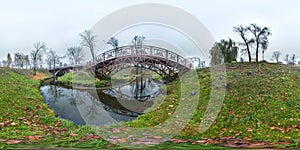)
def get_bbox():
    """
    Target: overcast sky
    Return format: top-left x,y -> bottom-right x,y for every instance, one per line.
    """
1,0 -> 300,63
